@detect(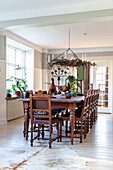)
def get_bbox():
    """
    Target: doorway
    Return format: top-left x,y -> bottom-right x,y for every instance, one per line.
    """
93,61 -> 112,113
